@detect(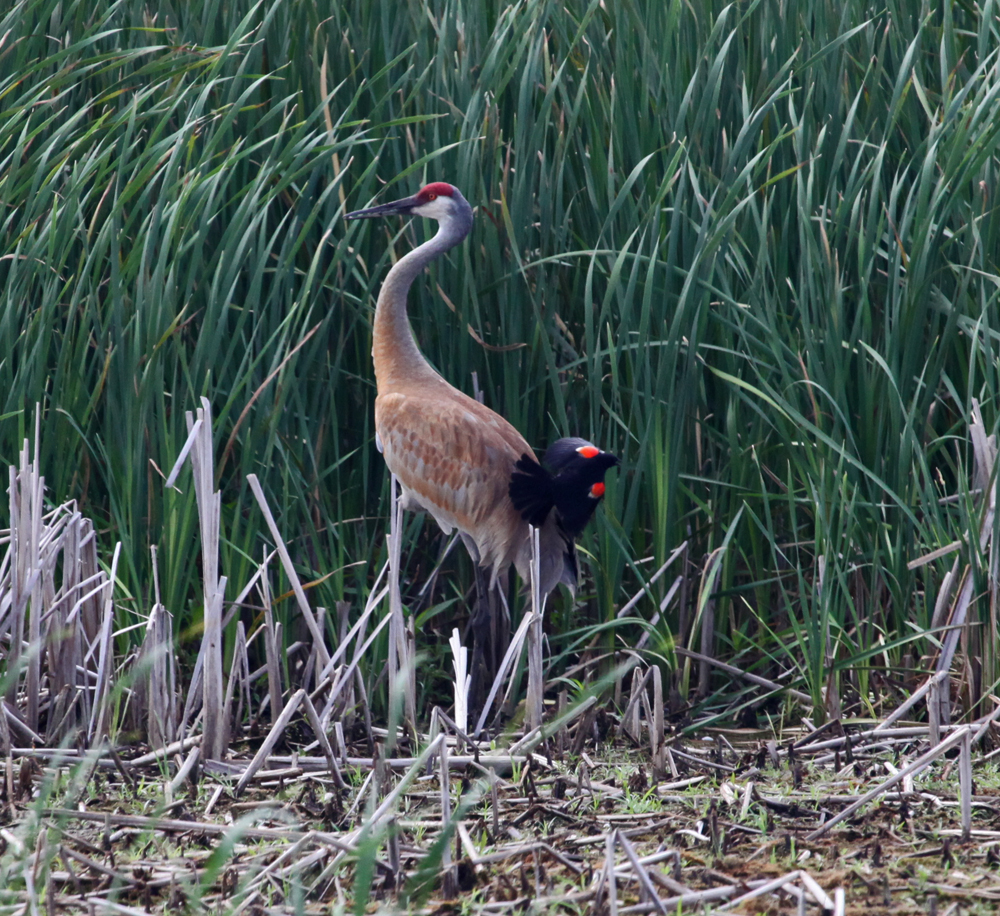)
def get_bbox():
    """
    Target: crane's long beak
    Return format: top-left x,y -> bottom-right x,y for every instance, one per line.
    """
345,194 -> 420,220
